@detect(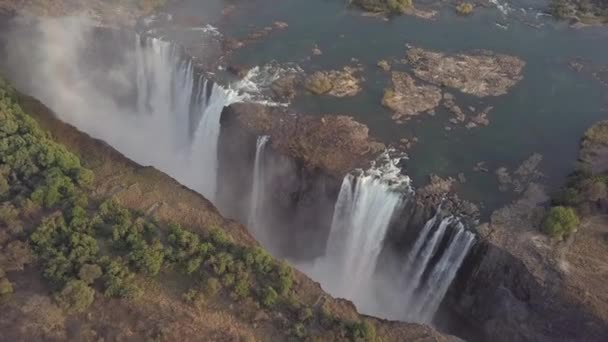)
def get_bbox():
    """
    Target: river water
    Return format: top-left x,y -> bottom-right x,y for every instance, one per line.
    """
166,0 -> 608,214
